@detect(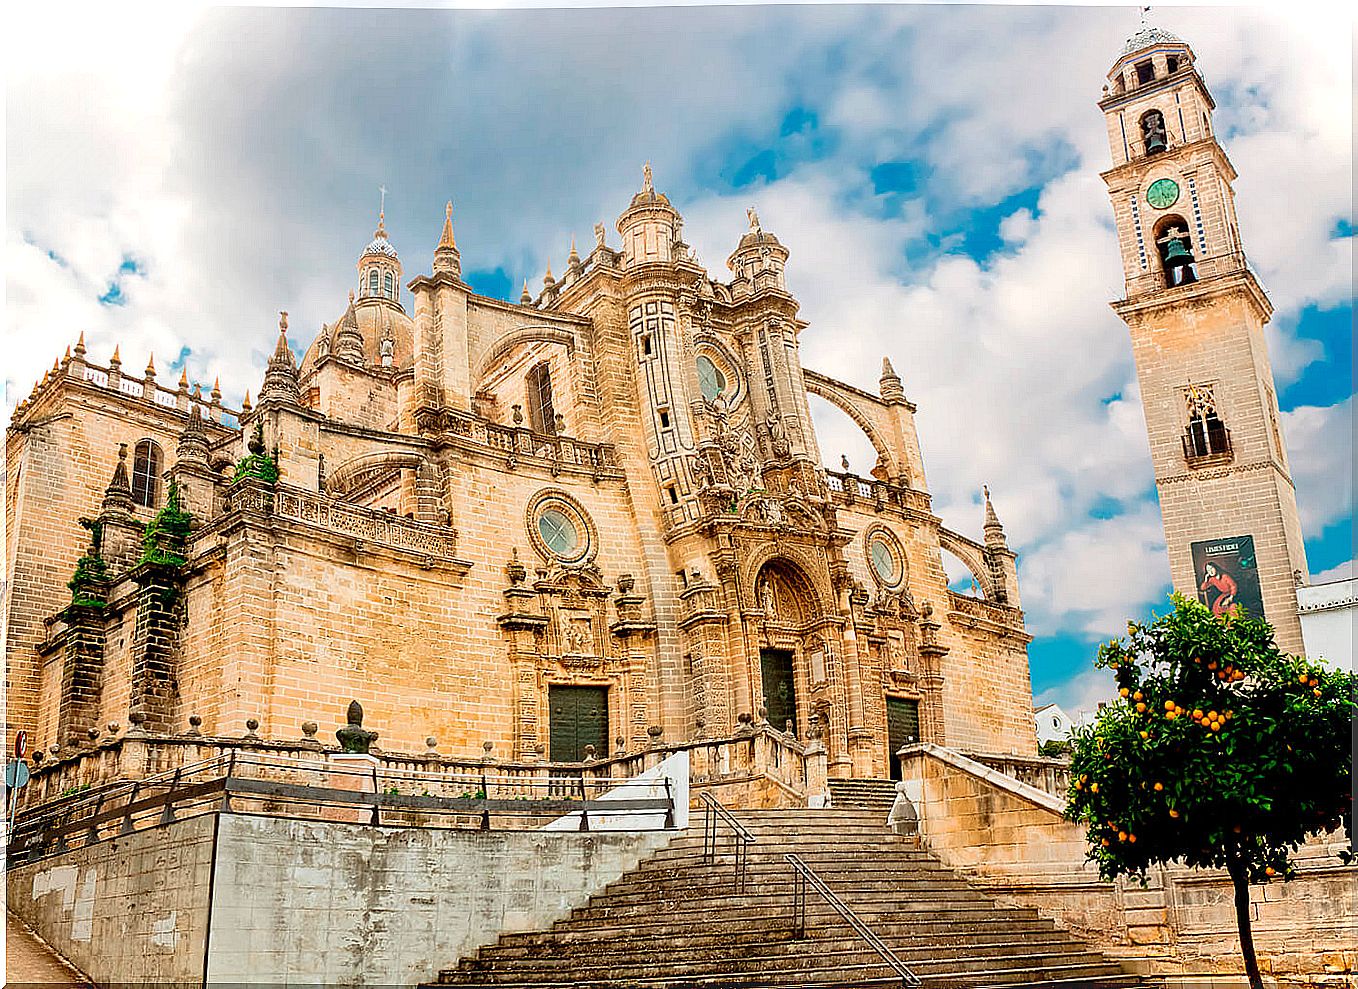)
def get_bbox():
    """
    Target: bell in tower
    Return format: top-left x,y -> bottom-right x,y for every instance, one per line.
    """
1155,224 -> 1197,286
1140,109 -> 1168,155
